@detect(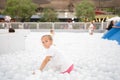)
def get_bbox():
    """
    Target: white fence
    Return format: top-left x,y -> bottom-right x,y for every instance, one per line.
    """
0,22 -> 108,32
